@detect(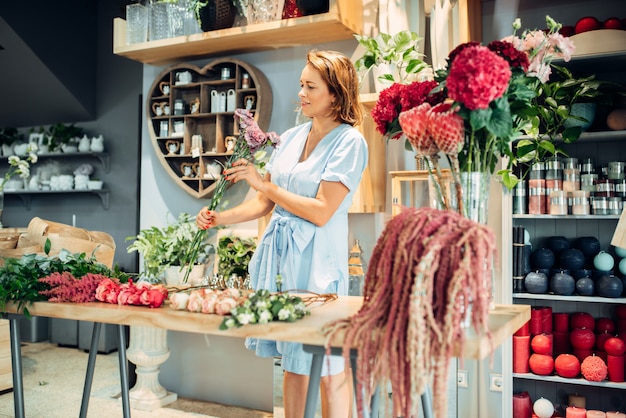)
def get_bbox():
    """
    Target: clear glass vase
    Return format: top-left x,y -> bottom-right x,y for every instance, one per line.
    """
457,171 -> 491,224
